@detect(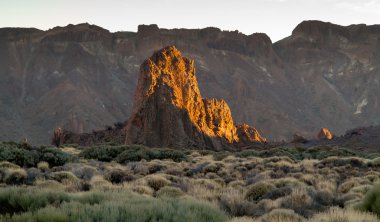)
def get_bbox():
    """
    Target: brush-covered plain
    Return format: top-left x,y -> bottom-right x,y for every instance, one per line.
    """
0,142 -> 380,222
